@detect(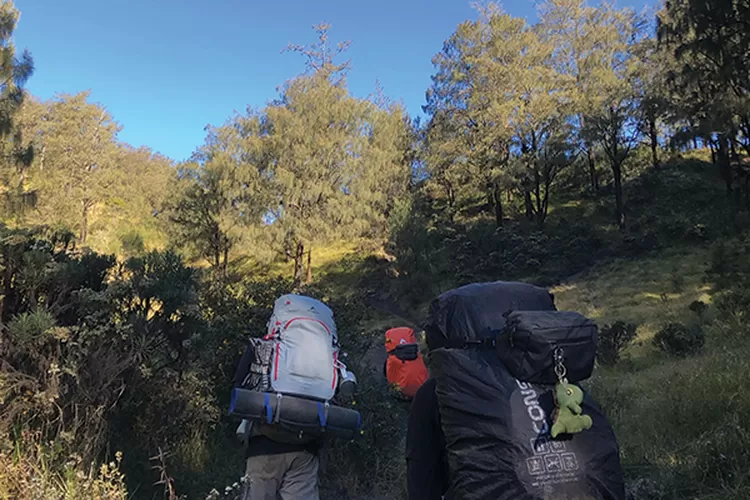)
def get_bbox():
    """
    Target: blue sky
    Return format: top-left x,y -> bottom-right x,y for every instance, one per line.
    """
14,0 -> 652,163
